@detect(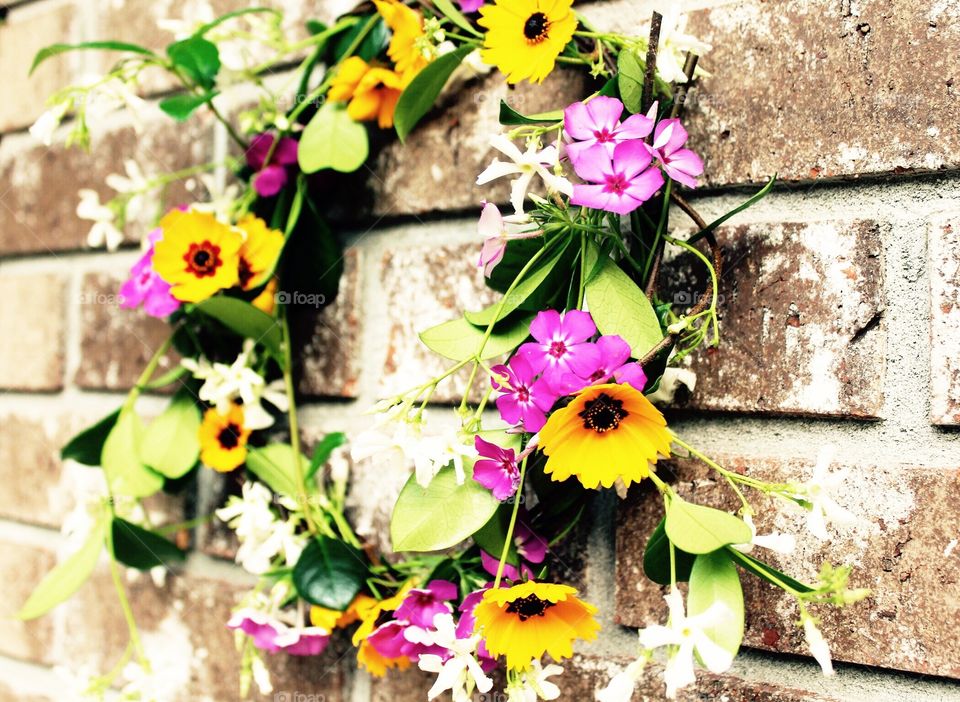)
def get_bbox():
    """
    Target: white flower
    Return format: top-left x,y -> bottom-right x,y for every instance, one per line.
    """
106,159 -> 152,224
416,613 -> 493,702
86,77 -> 150,133
507,659 -> 564,701
798,444 -> 856,541
250,653 -> 273,696
158,1 -> 216,39
733,514 -> 796,555
189,173 -> 242,222
77,189 -> 124,251
216,481 -> 304,574
638,589 -> 734,699
646,367 -> 697,405
596,659 -> 645,702
477,135 -> 573,215
29,100 -> 70,146
802,616 -> 834,676
647,7 -> 712,84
